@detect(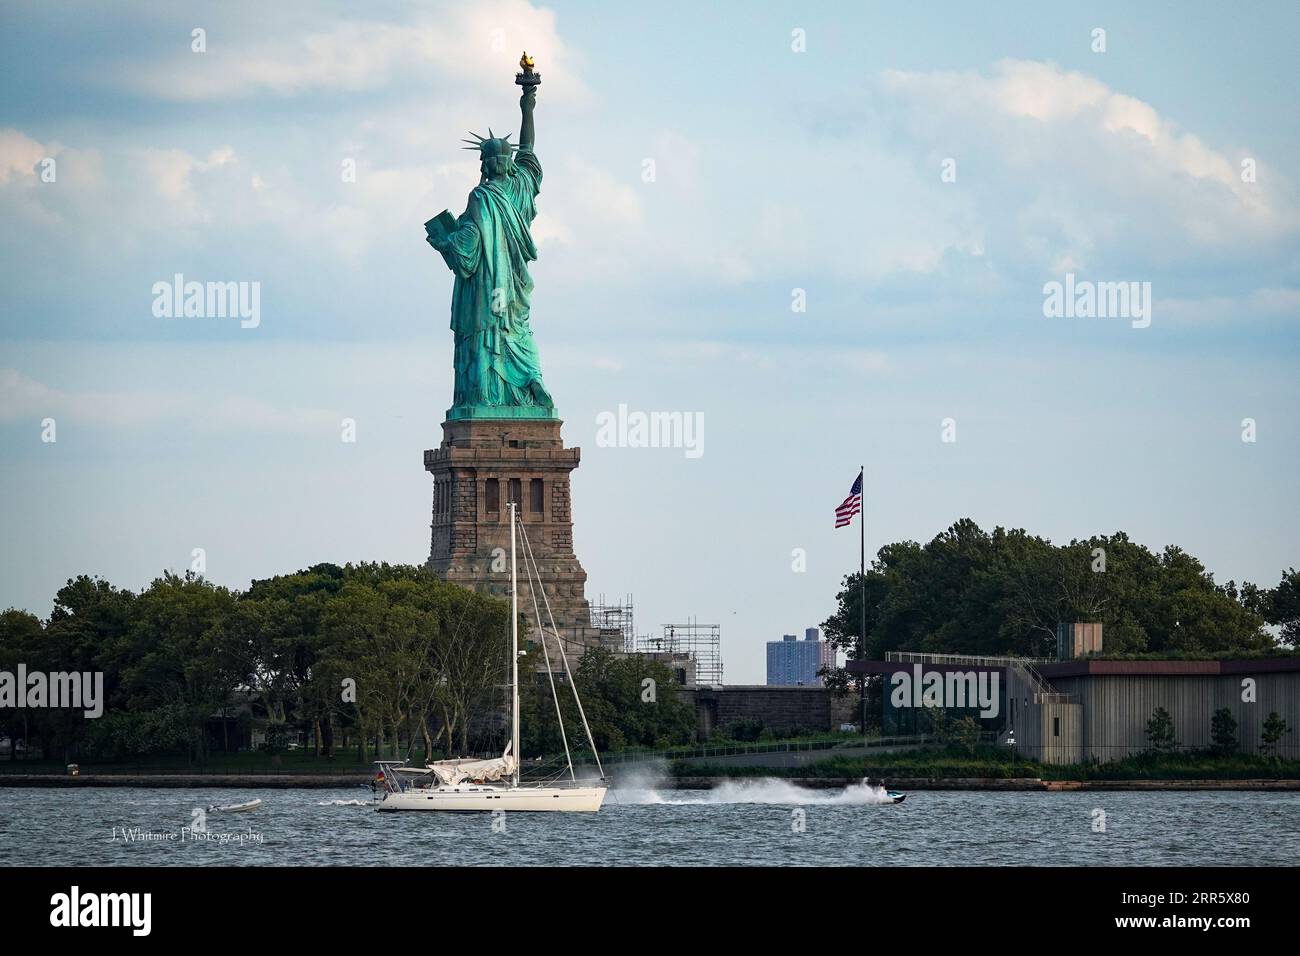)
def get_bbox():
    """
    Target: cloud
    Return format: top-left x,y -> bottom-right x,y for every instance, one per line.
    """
0,368 -> 337,433
878,59 -> 1297,276
0,2 -> 602,287
113,1 -> 585,103
0,128 -> 49,184
905,59 -> 1241,196
0,367 -> 184,428
134,145 -> 237,214
0,128 -> 105,227
0,129 -> 251,239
